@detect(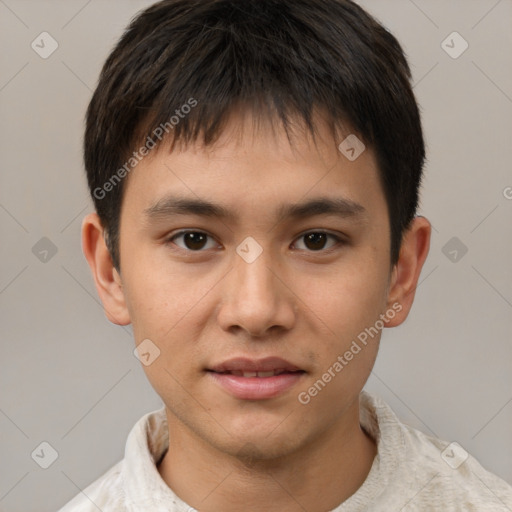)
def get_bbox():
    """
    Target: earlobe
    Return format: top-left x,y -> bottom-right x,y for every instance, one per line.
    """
385,216 -> 431,327
81,213 -> 131,326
